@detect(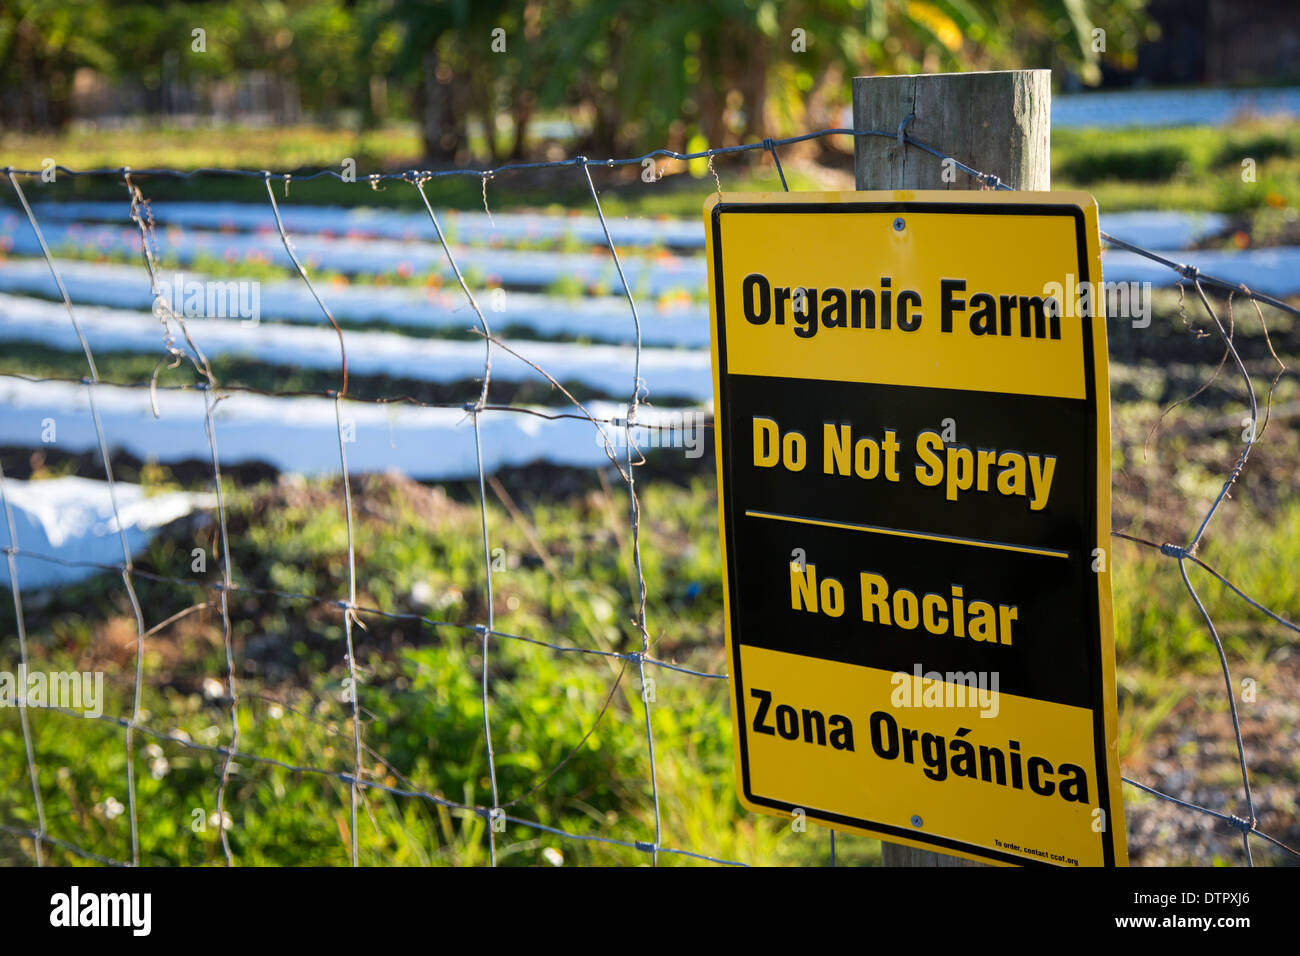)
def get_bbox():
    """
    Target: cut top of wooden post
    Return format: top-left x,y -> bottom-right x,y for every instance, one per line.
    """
852,70 -> 1051,191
